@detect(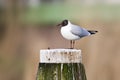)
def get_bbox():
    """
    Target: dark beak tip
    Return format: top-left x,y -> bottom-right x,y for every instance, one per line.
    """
56,24 -> 59,26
